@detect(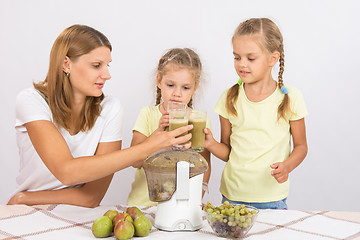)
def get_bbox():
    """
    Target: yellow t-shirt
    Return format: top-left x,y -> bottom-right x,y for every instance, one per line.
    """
214,84 -> 308,202
127,105 -> 211,206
